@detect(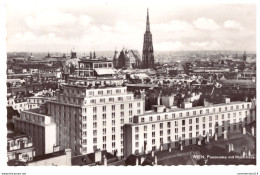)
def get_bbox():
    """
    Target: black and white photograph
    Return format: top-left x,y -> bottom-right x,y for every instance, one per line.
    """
0,0 -> 258,174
